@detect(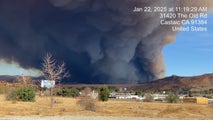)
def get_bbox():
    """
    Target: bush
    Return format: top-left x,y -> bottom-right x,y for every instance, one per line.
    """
166,93 -> 179,103
6,86 -> 35,102
77,97 -> 97,111
143,93 -> 153,102
135,90 -> 144,97
81,87 -> 92,97
55,88 -> 80,97
98,86 -> 110,101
